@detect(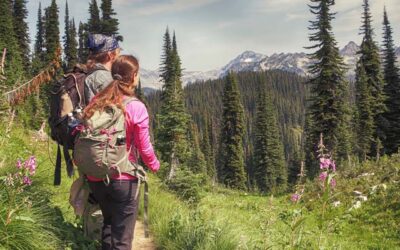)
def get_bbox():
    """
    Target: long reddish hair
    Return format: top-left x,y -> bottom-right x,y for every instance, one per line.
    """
84,55 -> 139,119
